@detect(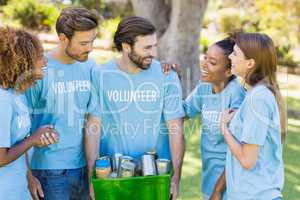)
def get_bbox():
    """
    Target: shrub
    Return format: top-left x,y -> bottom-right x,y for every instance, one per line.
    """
99,17 -> 120,40
217,8 -> 242,33
277,45 -> 298,67
0,0 -> 9,5
3,0 -> 59,31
